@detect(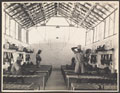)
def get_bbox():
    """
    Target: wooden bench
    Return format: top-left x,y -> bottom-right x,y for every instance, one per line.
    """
3,82 -> 39,90
3,74 -> 47,90
71,83 -> 100,90
66,74 -> 116,89
71,83 -> 117,90
100,83 -> 117,90
25,65 -> 52,77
